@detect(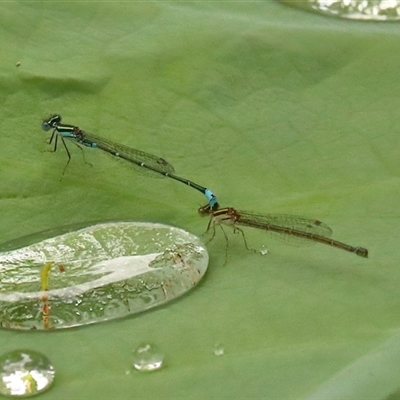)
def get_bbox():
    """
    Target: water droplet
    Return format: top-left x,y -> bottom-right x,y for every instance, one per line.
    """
0,222 -> 208,330
259,246 -> 269,256
132,344 -> 164,372
213,344 -> 224,356
280,0 -> 400,21
0,350 -> 55,397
